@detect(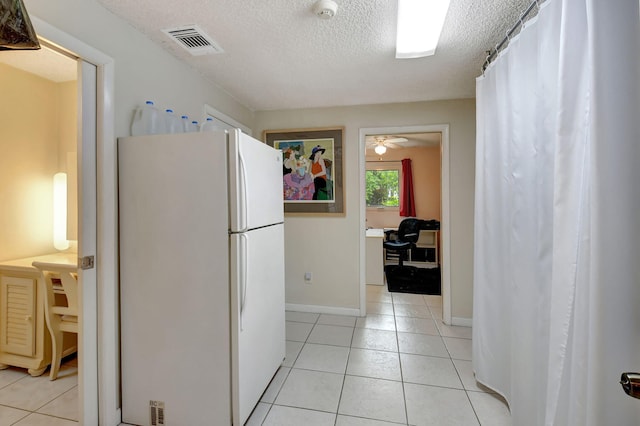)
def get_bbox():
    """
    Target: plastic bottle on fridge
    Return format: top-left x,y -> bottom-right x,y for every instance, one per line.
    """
189,121 -> 199,133
181,115 -> 191,133
131,101 -> 166,136
165,109 -> 183,134
200,117 -> 222,132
